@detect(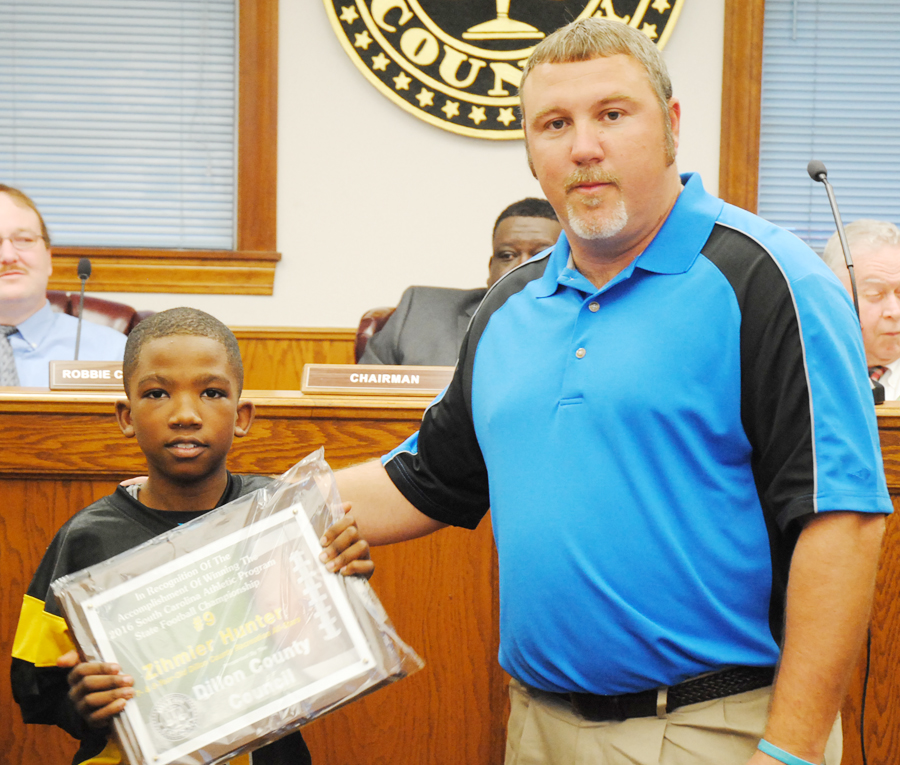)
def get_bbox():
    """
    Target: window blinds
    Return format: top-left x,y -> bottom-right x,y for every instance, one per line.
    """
0,0 -> 237,249
758,0 -> 900,253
